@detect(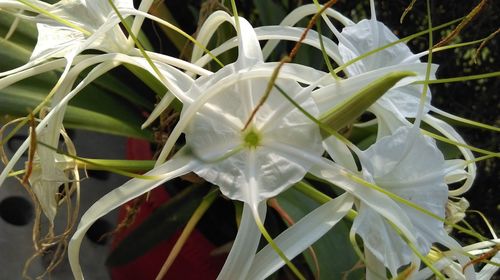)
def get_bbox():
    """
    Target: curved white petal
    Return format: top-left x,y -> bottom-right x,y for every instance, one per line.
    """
191,10 -> 234,64
69,150 -> 198,280
322,136 -> 358,172
338,19 -> 419,76
478,251 -> 500,280
423,115 -> 476,196
217,202 -> 266,280
262,3 -> 354,59
247,193 -> 353,280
